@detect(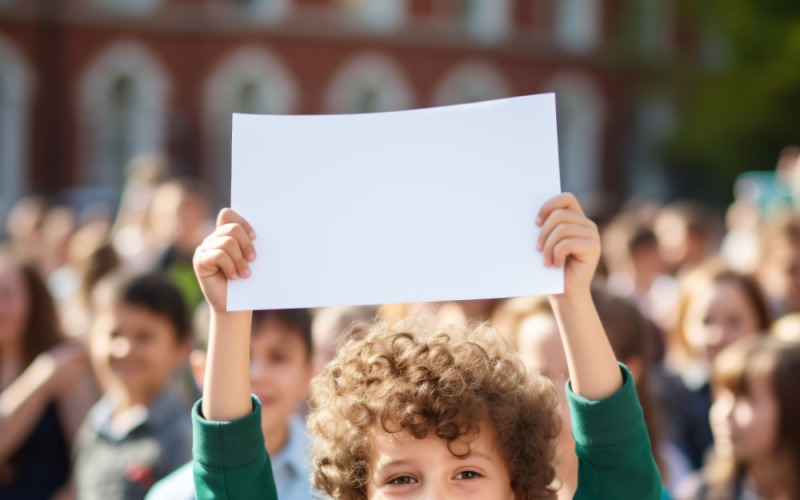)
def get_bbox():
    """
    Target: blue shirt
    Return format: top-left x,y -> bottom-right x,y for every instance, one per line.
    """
147,414 -> 314,500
